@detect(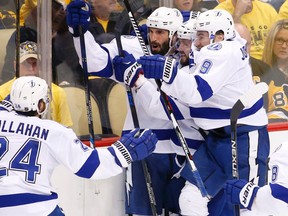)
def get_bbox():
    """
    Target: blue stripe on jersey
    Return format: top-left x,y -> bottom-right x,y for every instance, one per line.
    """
75,150 -> 100,178
160,96 -> 184,120
170,134 -> 203,150
195,75 -> 213,101
270,183 -> 288,203
88,45 -> 113,78
0,192 -> 58,207
123,129 -> 174,141
189,98 -> 263,119
107,147 -> 122,167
